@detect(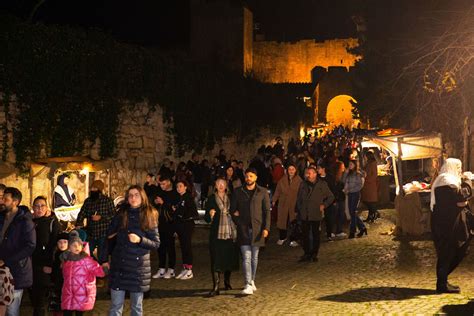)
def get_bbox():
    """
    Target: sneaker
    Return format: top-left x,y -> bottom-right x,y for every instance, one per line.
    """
152,268 -> 166,279
179,269 -> 194,280
336,232 -> 347,238
276,239 -> 286,246
241,284 -> 254,295
289,241 -> 299,247
164,268 -> 175,279
251,280 -> 257,291
175,269 -> 187,279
